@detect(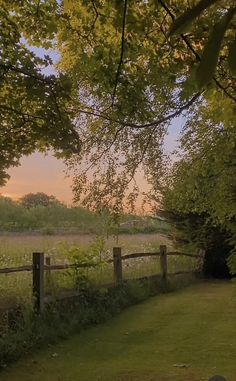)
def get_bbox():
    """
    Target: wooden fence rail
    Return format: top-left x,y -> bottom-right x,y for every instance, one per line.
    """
0,245 -> 204,314
121,252 -> 160,260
